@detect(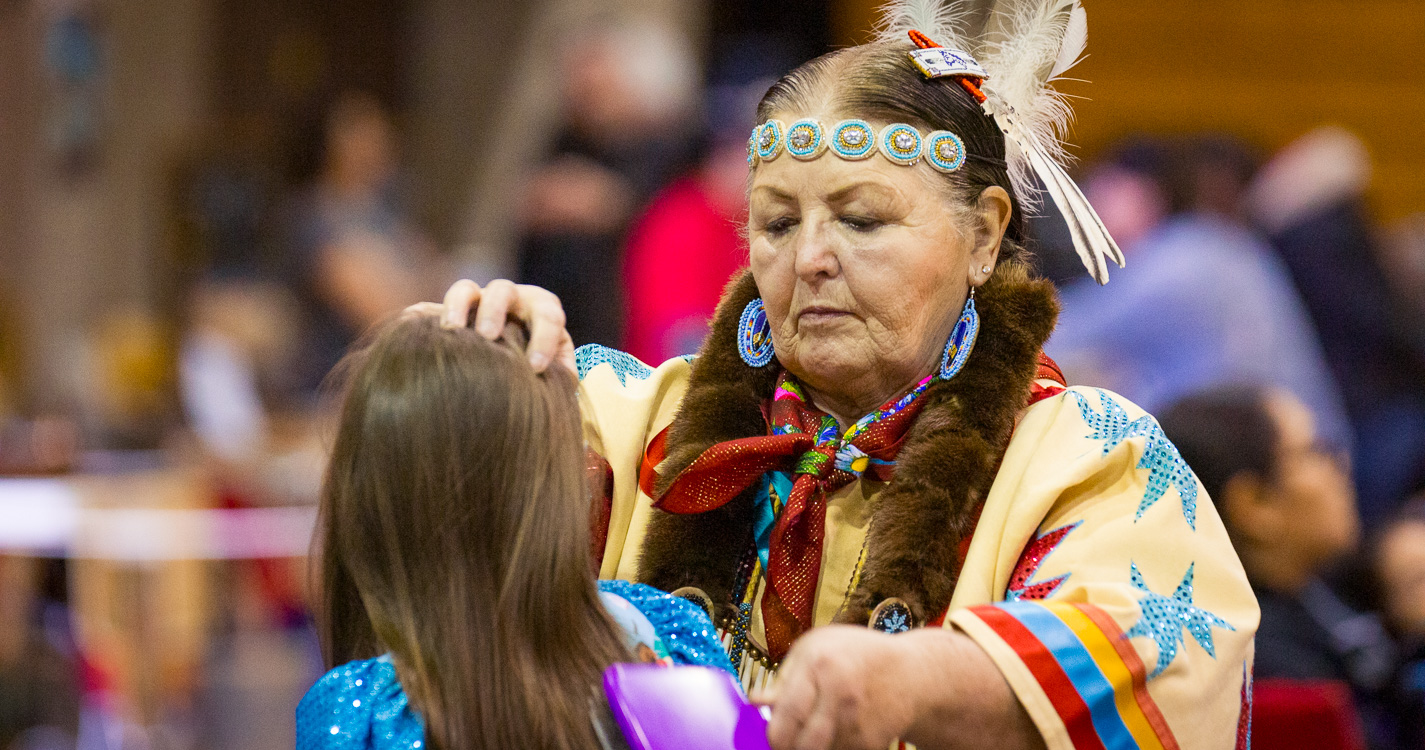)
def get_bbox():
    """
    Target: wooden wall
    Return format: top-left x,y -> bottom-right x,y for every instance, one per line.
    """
833,0 -> 1425,222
